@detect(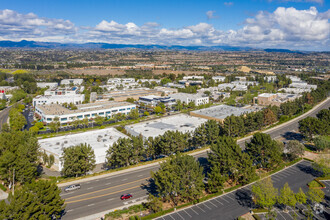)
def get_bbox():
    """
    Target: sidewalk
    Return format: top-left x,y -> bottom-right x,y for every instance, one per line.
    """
0,189 -> 8,200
